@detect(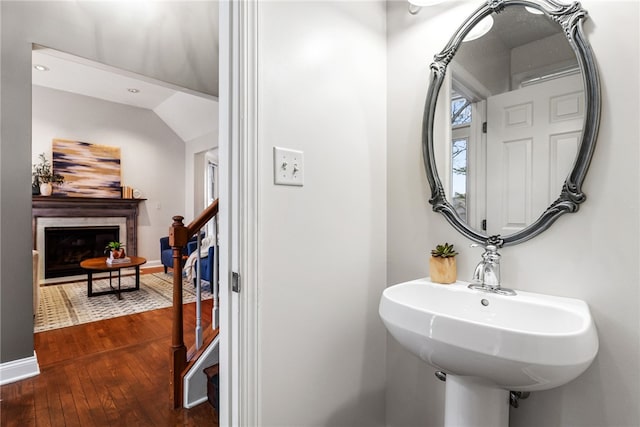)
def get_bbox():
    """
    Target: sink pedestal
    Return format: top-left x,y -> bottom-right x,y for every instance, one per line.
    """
444,375 -> 509,427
